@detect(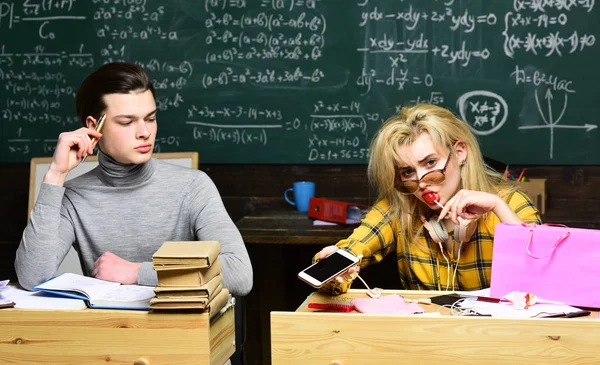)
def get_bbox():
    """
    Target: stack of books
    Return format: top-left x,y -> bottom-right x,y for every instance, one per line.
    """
150,241 -> 230,317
